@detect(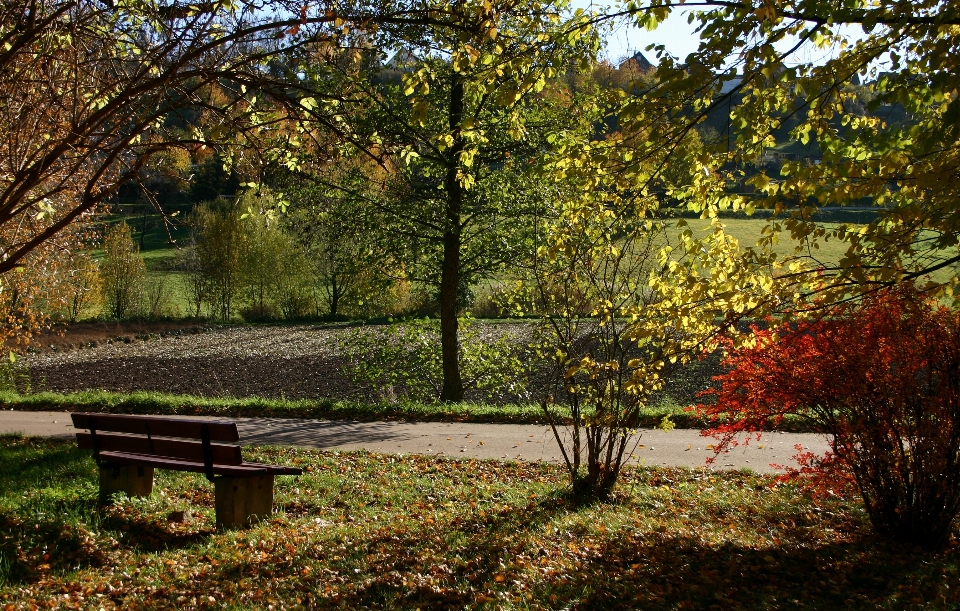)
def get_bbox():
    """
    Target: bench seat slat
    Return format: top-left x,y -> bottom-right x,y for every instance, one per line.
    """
71,413 -> 240,442
76,432 -> 243,465
99,451 -> 270,477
